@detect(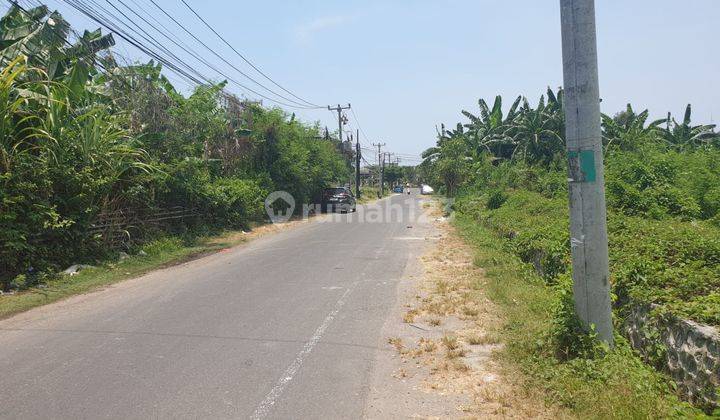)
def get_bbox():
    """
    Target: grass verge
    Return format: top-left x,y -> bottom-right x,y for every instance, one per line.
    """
358,186 -> 391,204
452,213 -> 705,419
